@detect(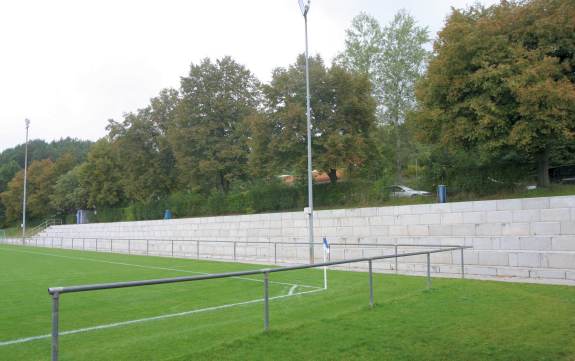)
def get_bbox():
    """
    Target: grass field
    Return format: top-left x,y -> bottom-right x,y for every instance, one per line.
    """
1,244 -> 574,361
